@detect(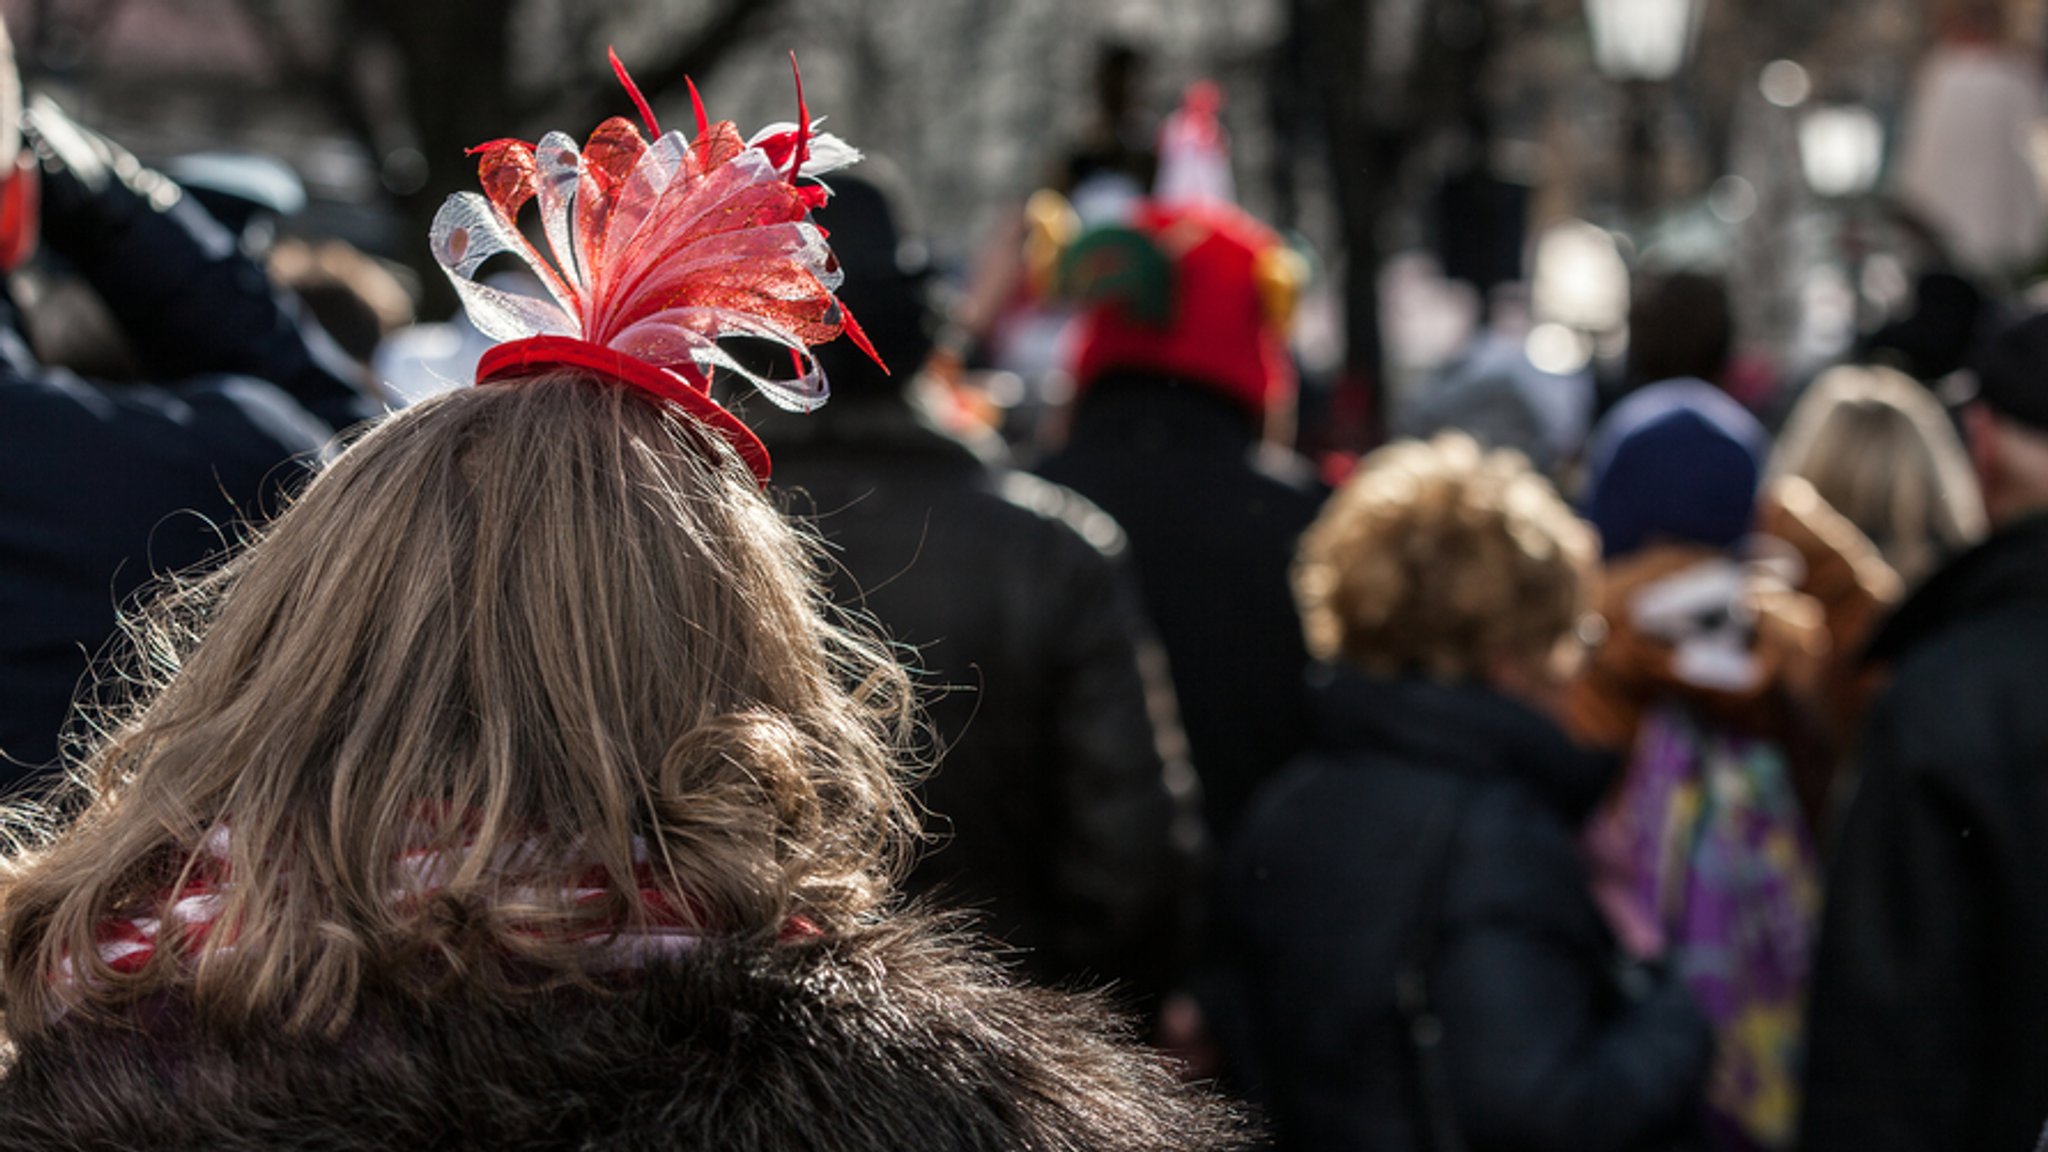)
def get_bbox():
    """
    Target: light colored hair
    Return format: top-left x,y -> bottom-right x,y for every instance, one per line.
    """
1771,364 -> 1986,587
1295,432 -> 1597,682
0,376 -> 919,1036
